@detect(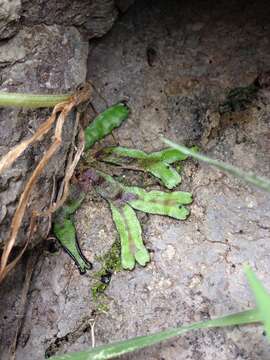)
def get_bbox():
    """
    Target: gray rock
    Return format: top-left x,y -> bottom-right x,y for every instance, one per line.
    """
115,0 -> 136,13
0,25 -> 89,248
0,0 -> 21,39
21,0 -> 119,39
2,1 -> 270,360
